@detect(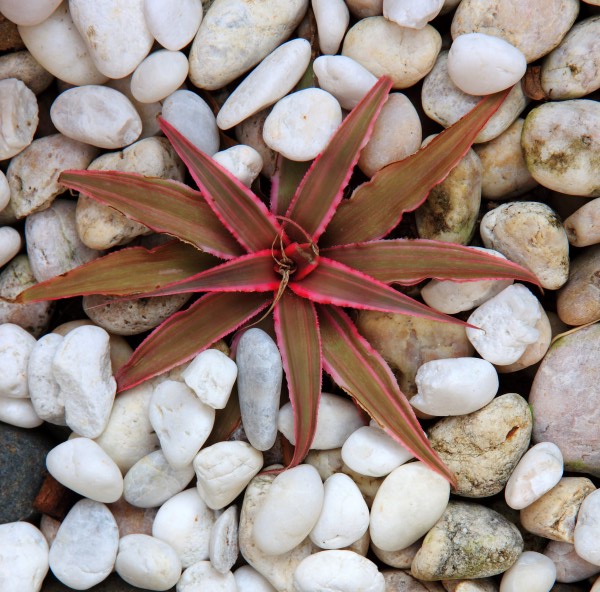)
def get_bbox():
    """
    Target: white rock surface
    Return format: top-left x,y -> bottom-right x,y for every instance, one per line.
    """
52,325 -> 116,438
309,473 -> 369,549
370,461 -> 450,551
574,490 -> 600,565
51,85 -> 142,149
49,499 -> 119,590
294,550 -> 385,592
178,560 -> 237,592
234,565 -> 277,592
152,488 -> 215,568
182,348 -> 237,409
263,88 -> 342,161
411,357 -> 499,416
0,0 -> 61,26
448,33 -> 527,95
500,551 -> 557,592
46,437 -> 124,503
194,441 -> 263,510
217,39 -> 311,131
149,379 -> 215,469
466,284 -> 542,366
341,425 -> 413,477
0,396 -> 42,428
0,227 -> 20,267
312,0 -> 349,54
210,505 -> 239,574
115,534 -> 182,590
383,0 -> 444,29
0,522 -> 48,592
0,170 -> 9,212
144,0 -> 203,50
70,0 -> 153,79
0,78 -> 38,160
18,3 -> 109,86
213,145 -> 263,187
254,464 -> 324,556
0,322 -> 36,398
279,392 -> 365,450
131,50 -> 189,103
